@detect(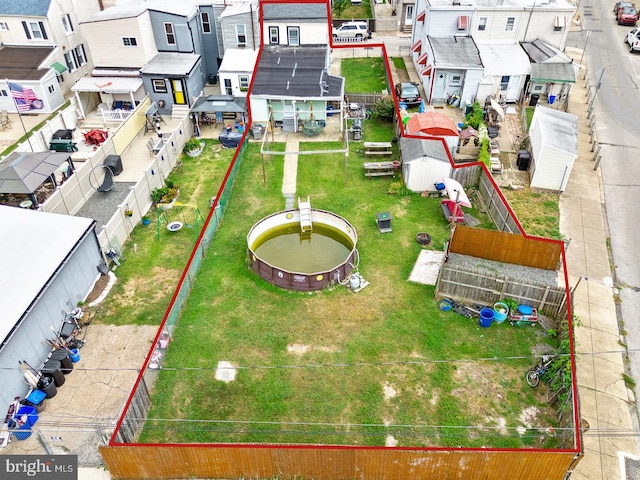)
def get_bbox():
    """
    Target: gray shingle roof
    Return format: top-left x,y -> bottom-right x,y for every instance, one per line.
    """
399,137 -> 450,163
429,36 -> 483,69
262,2 -> 327,21
0,45 -> 55,80
251,45 -> 343,98
0,0 -> 50,16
